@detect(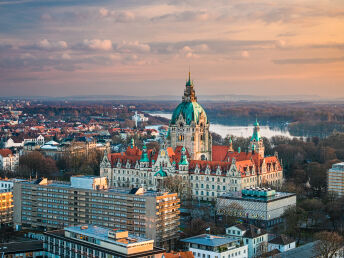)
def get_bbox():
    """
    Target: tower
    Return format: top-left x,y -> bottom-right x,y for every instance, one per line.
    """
248,119 -> 265,157
169,72 -> 212,160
